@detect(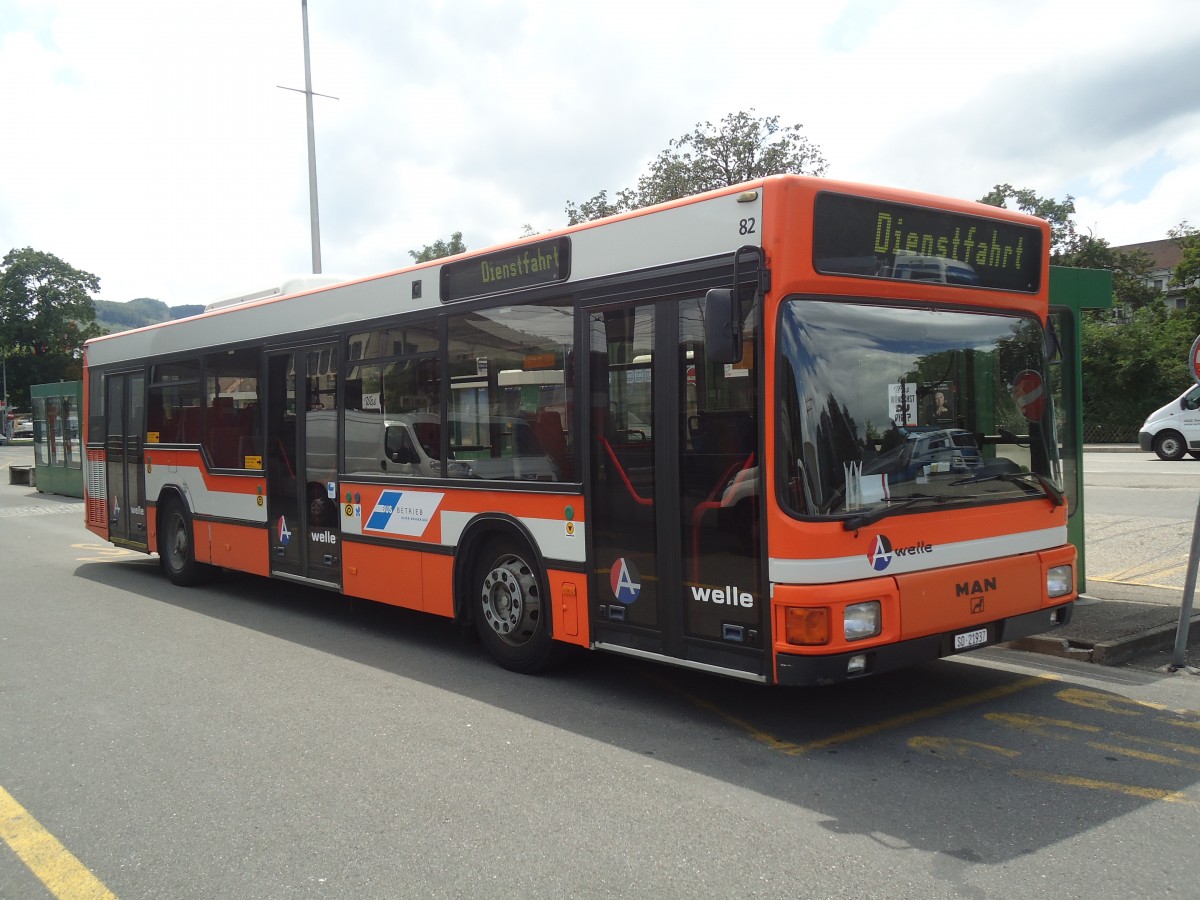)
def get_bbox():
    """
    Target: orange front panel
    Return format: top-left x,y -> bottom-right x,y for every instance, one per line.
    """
341,541 -> 426,613
207,521 -> 270,576
895,555 -> 1043,640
